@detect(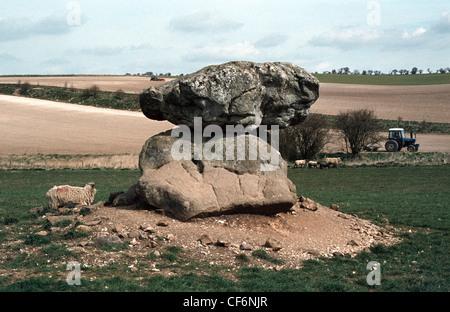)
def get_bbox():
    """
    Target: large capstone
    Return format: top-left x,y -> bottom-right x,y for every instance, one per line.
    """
139,61 -> 319,129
